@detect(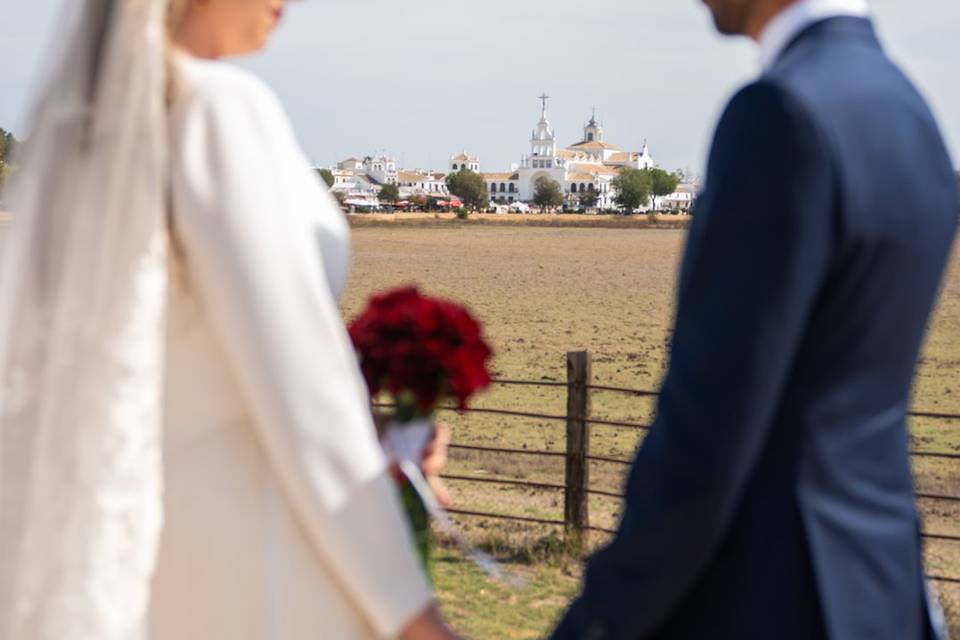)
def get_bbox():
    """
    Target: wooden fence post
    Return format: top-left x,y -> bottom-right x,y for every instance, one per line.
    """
565,350 -> 592,552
